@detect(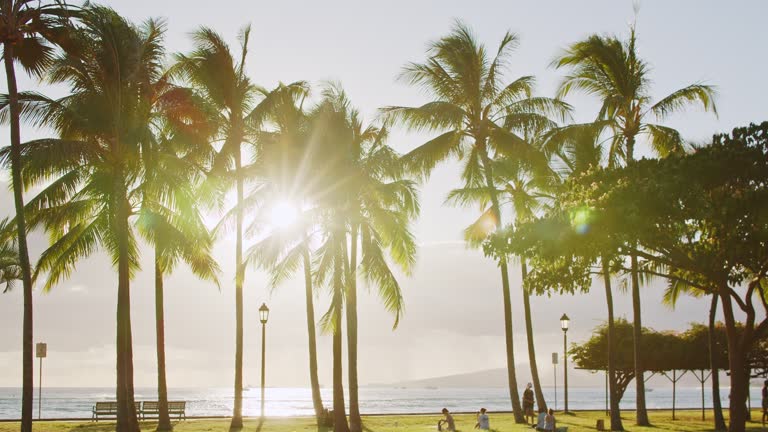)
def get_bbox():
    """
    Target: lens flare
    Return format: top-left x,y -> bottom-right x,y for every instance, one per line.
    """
269,200 -> 299,229
570,207 -> 592,235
